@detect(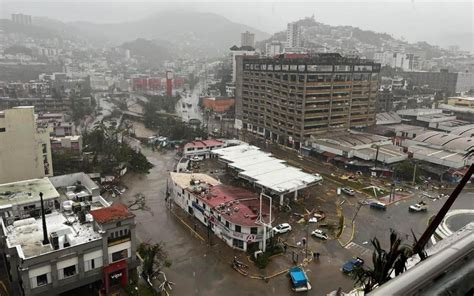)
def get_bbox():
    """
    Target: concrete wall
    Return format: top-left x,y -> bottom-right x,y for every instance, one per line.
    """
0,107 -> 53,183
